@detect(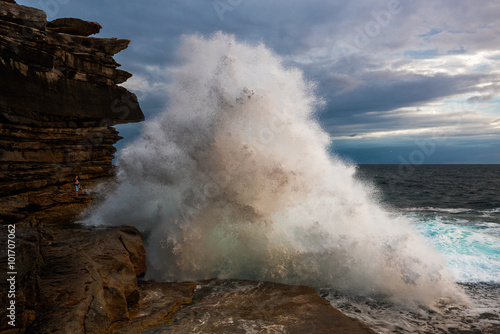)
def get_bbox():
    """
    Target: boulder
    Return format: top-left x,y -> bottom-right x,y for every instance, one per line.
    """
25,222 -> 147,334
46,18 -> 102,36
